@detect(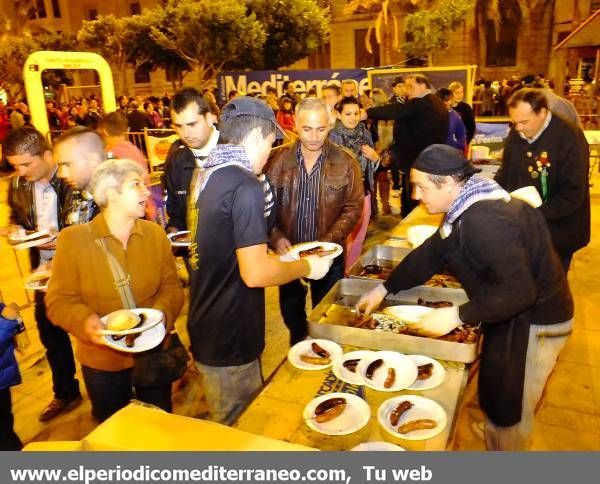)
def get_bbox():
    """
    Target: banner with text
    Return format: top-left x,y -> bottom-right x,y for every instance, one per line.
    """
217,69 -> 368,104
